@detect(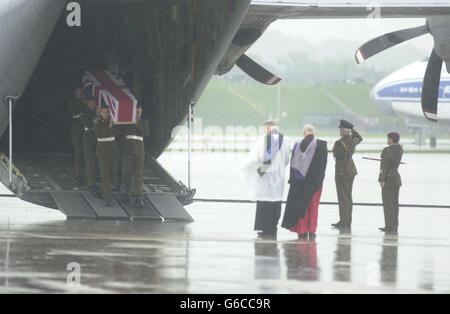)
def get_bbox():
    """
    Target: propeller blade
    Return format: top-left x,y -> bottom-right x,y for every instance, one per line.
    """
422,49 -> 443,122
236,54 -> 281,85
355,25 -> 429,64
